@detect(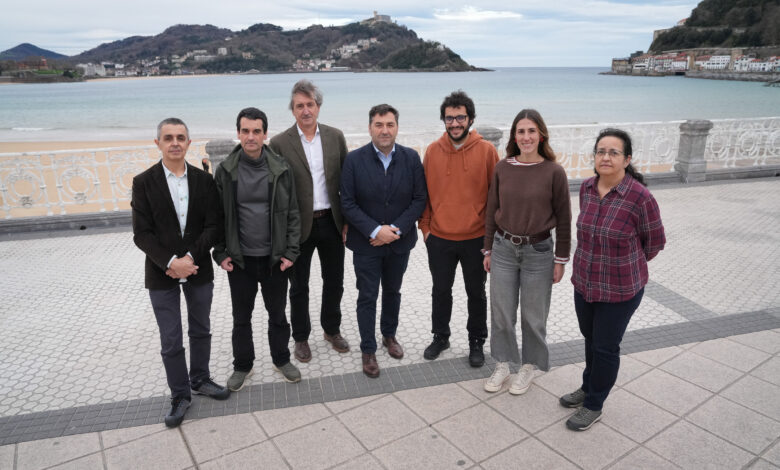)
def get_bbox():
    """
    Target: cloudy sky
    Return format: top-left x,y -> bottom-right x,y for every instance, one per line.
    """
1,1 -> 698,66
